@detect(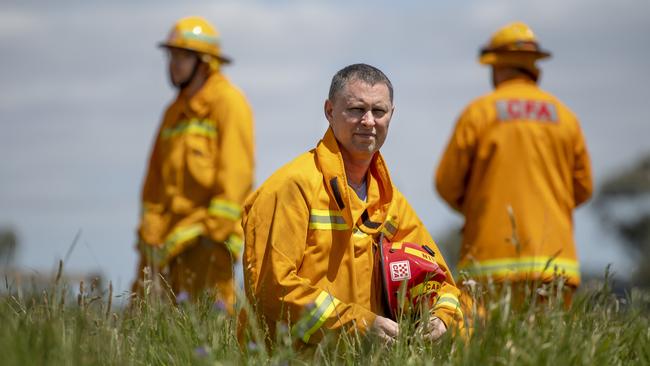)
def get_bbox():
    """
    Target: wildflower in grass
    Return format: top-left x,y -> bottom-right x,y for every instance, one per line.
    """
194,345 -> 209,358
176,290 -> 189,304
213,299 -> 227,312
